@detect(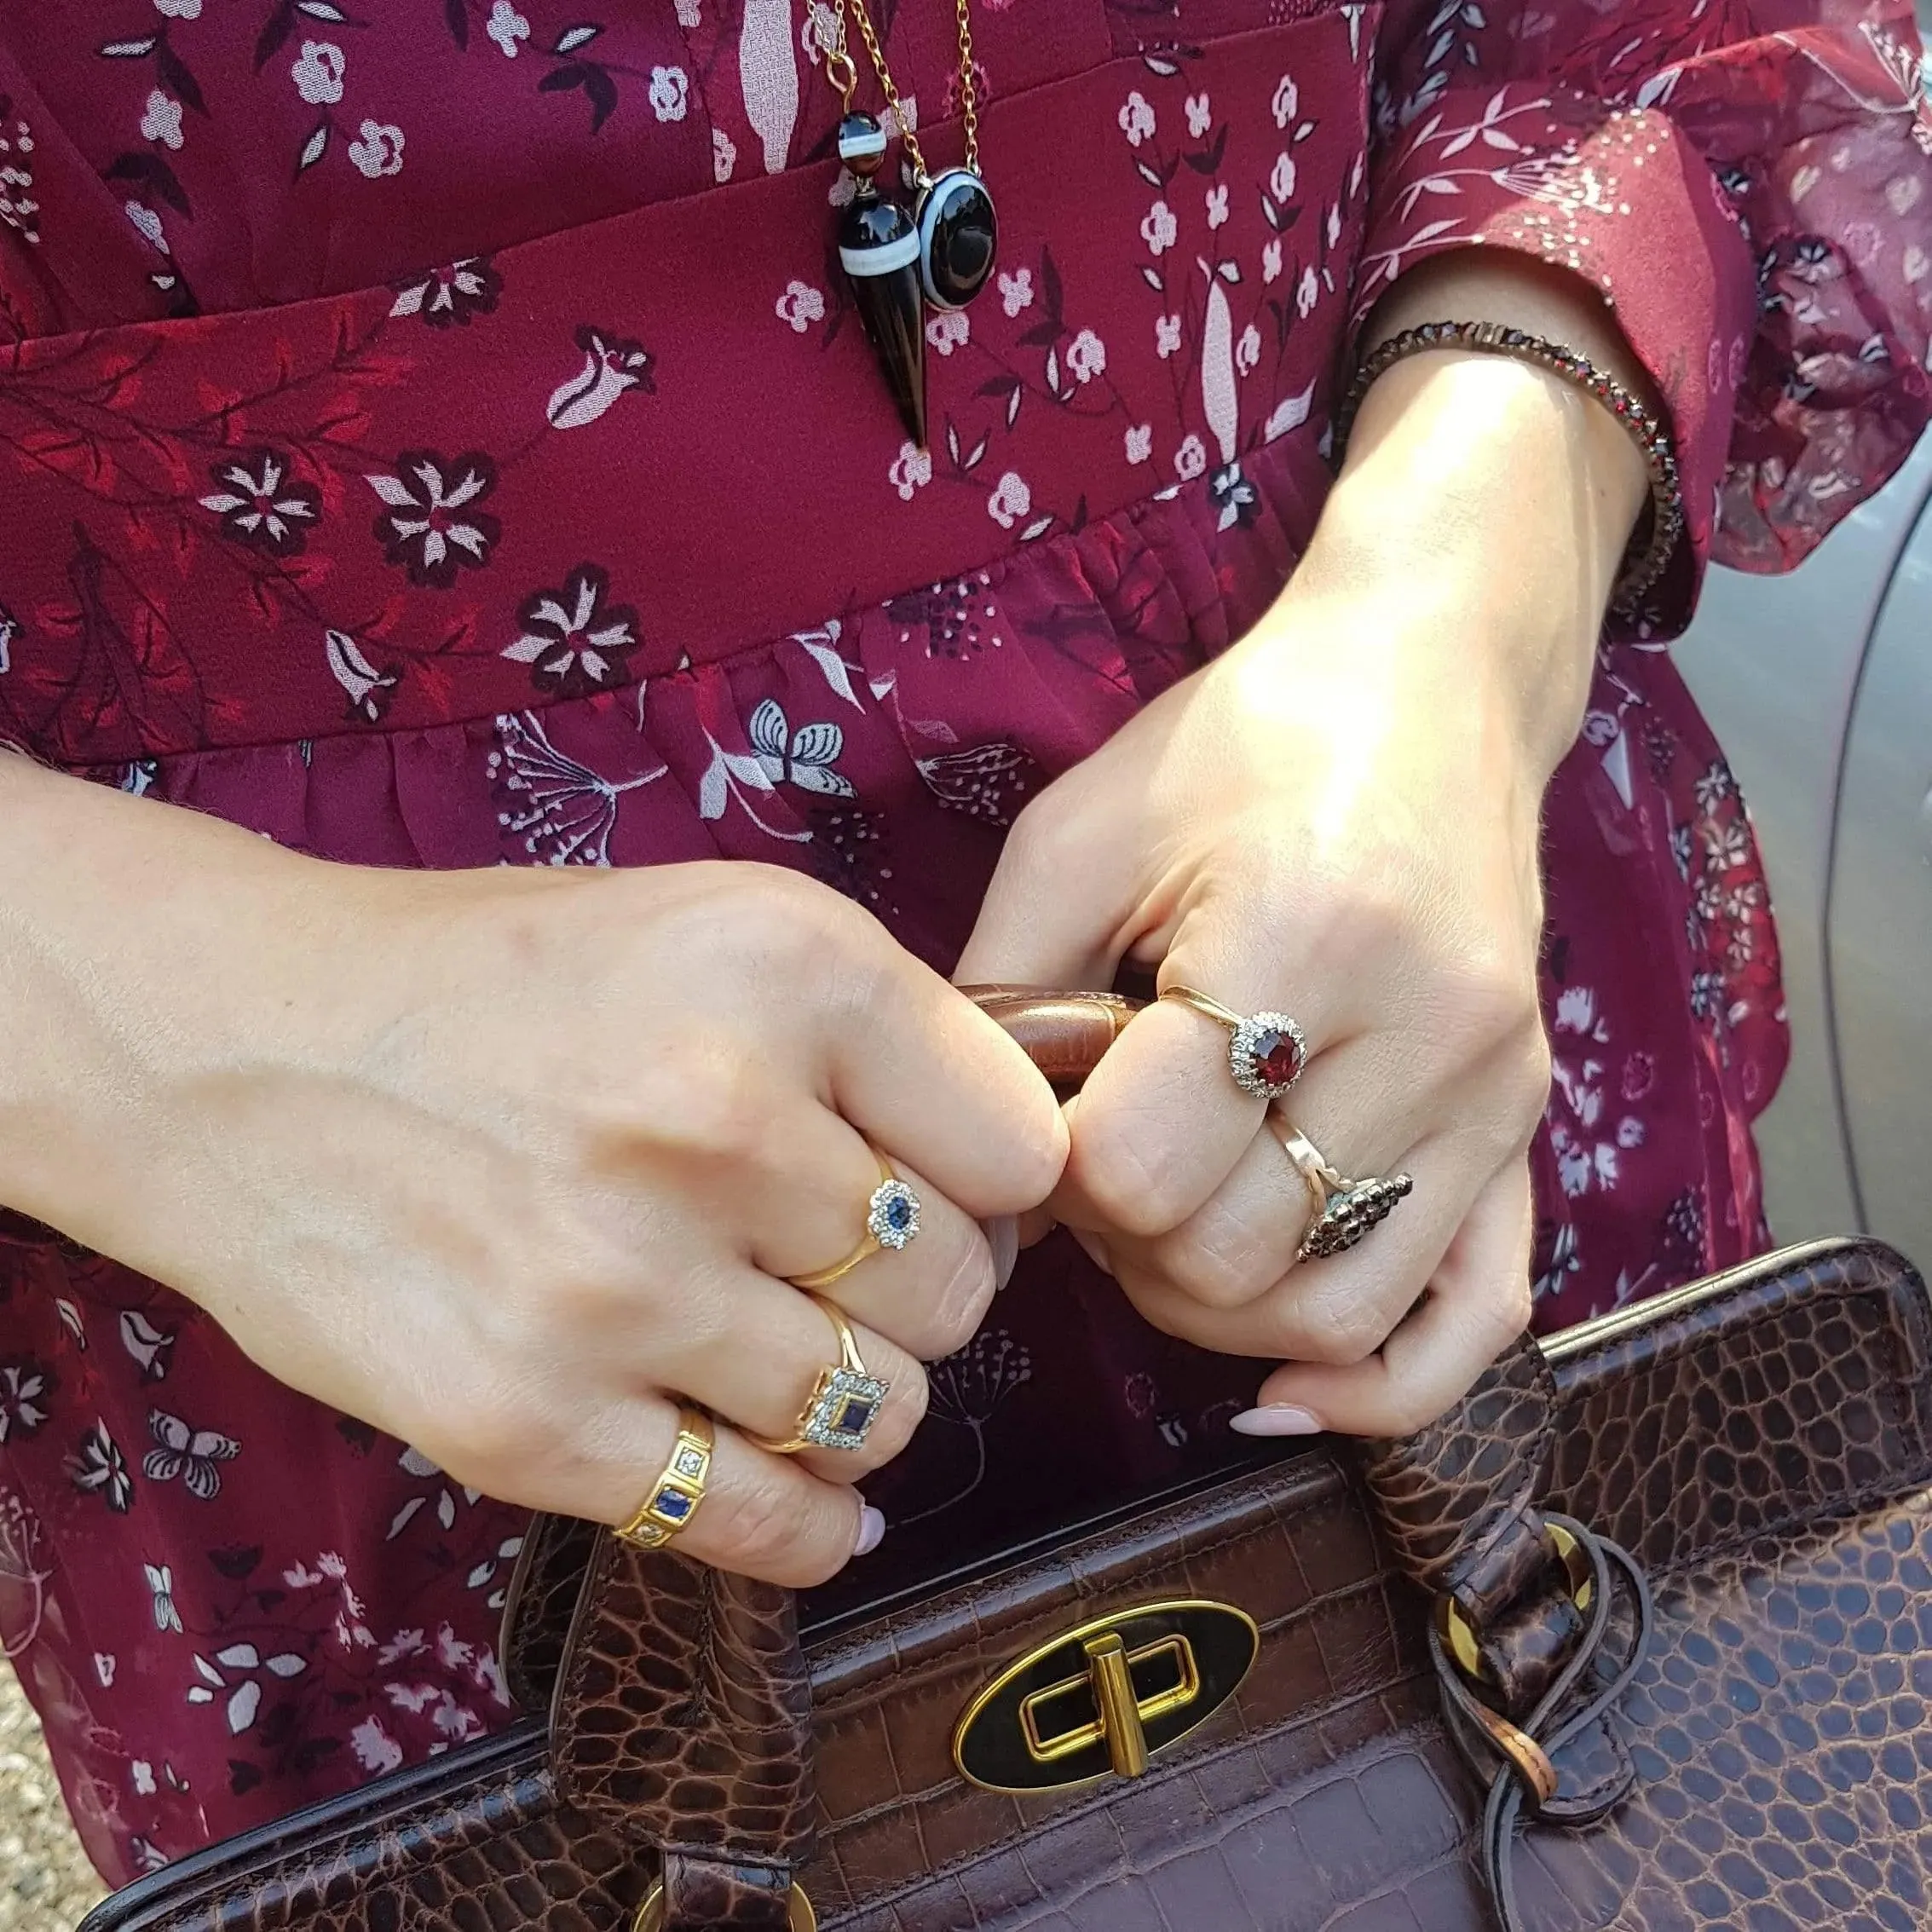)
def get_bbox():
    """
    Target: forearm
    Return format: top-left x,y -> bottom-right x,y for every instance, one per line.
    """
0,756 -> 320,1249
1295,253 -> 1653,780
